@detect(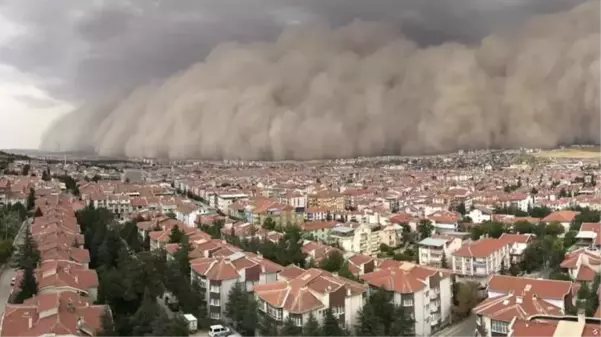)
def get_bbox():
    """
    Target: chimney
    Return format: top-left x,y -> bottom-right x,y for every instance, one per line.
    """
67,299 -> 75,312
28,316 -> 33,329
258,252 -> 263,259
347,288 -> 351,297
